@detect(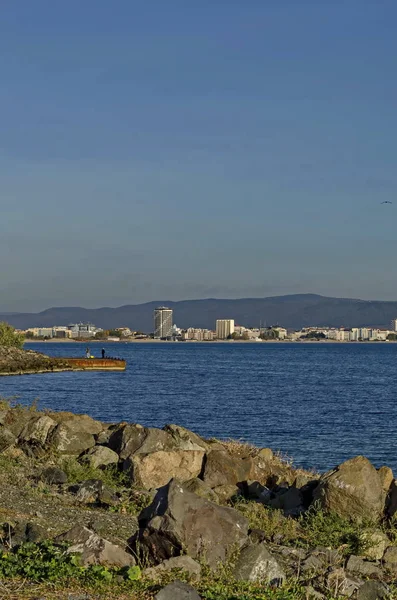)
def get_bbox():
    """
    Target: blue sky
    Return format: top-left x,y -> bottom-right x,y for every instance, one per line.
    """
1,0 -> 397,311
